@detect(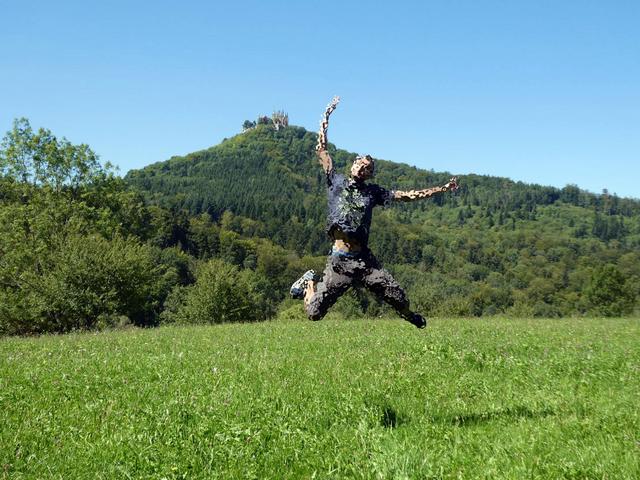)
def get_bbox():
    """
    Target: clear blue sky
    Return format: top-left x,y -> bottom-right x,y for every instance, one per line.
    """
2,0 -> 639,198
